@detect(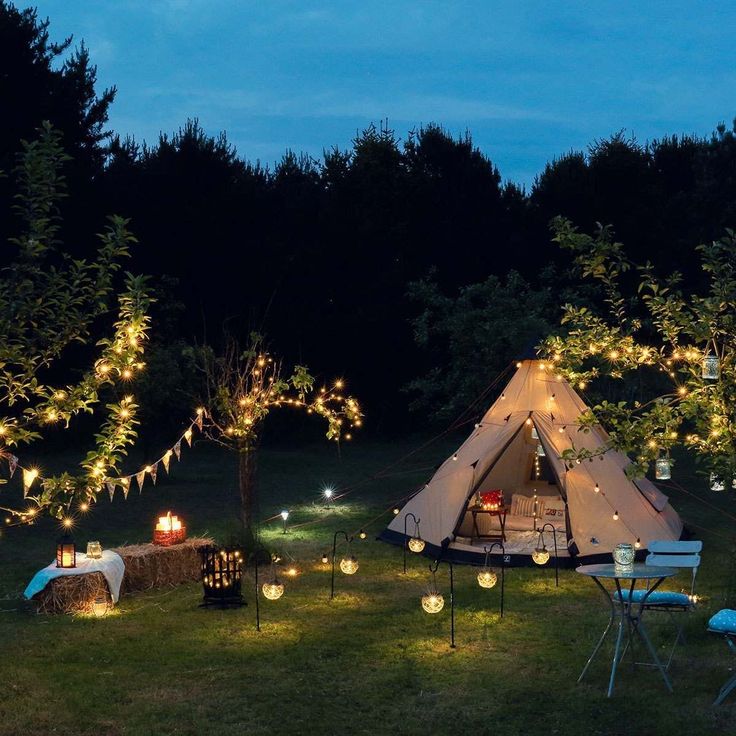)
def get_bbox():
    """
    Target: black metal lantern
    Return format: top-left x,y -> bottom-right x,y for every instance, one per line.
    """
56,534 -> 77,568
199,546 -> 245,607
